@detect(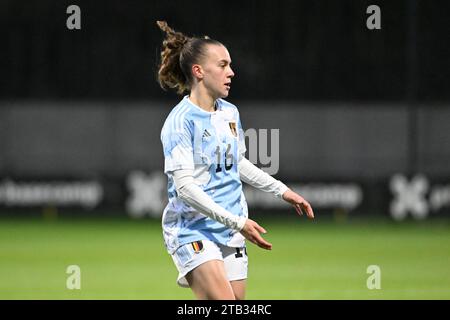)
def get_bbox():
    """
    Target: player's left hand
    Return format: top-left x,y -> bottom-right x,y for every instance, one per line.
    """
282,189 -> 314,219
